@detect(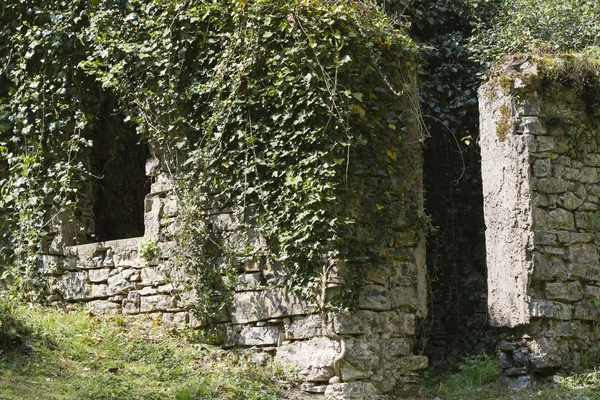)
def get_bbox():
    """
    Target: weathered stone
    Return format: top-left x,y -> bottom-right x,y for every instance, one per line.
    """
230,288 -> 308,324
570,263 -> 600,282
532,253 -> 566,281
285,314 -> 323,339
123,291 -> 140,314
162,312 -> 188,326
545,281 -> 583,302
573,301 -> 599,321
358,285 -> 391,311
86,300 -> 121,314
225,272 -> 262,292
107,273 -> 133,295
390,286 -> 418,310
575,211 -> 600,230
237,326 -> 279,346
547,208 -> 575,230
564,244 -> 599,264
397,355 -> 428,372
583,285 -> 600,299
556,231 -> 594,244
162,198 -> 178,217
140,294 -> 173,312
138,286 -> 157,296
534,232 -> 557,245
343,337 -> 381,373
333,310 -> 414,335
557,192 -> 584,210
37,254 -> 66,276
90,284 -> 110,298
88,268 -> 110,283
324,382 -> 384,400
274,337 -> 338,382
209,213 -> 238,232
529,299 -> 572,320
534,177 -> 570,193
141,267 -> 166,285
55,271 -> 90,300
516,117 -> 544,135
